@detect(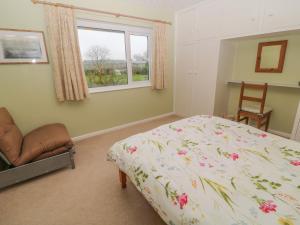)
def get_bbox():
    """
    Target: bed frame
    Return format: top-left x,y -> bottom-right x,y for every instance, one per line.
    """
119,169 -> 127,188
